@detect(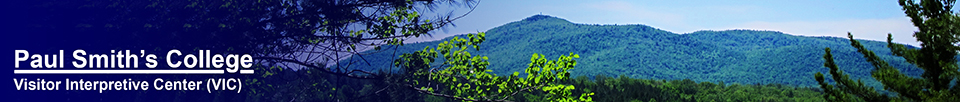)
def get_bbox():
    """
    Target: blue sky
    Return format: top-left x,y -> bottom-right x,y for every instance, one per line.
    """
413,0 -> 959,46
